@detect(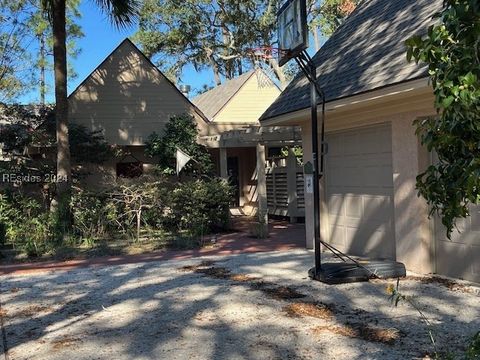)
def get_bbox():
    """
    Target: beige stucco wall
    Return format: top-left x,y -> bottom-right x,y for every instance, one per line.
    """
291,86 -> 438,274
78,146 -> 156,190
391,112 -> 434,274
69,40 -> 208,145
213,76 -> 280,124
